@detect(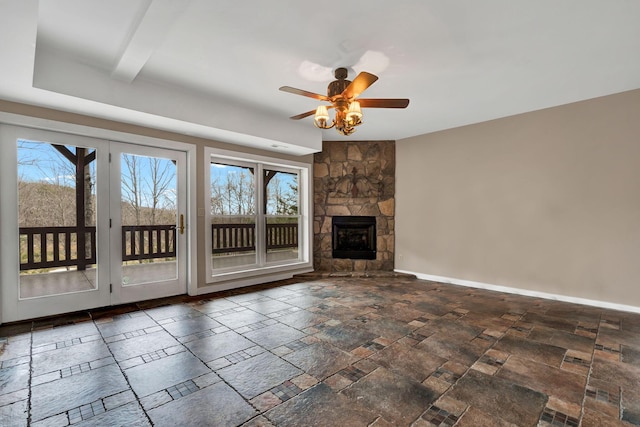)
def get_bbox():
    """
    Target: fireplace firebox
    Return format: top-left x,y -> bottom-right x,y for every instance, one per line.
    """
332,216 -> 376,260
